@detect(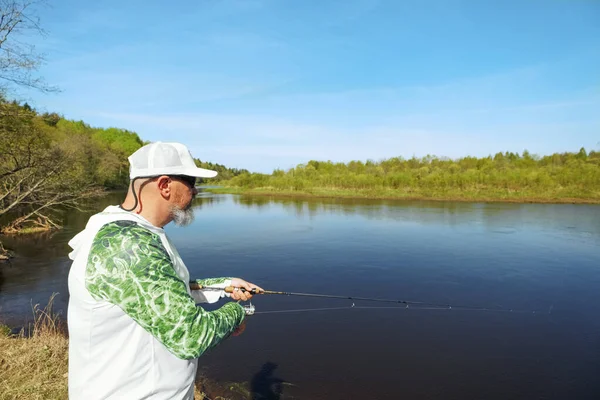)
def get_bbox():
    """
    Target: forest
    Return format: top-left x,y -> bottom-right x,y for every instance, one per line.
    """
217,148 -> 600,202
0,100 -> 243,235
